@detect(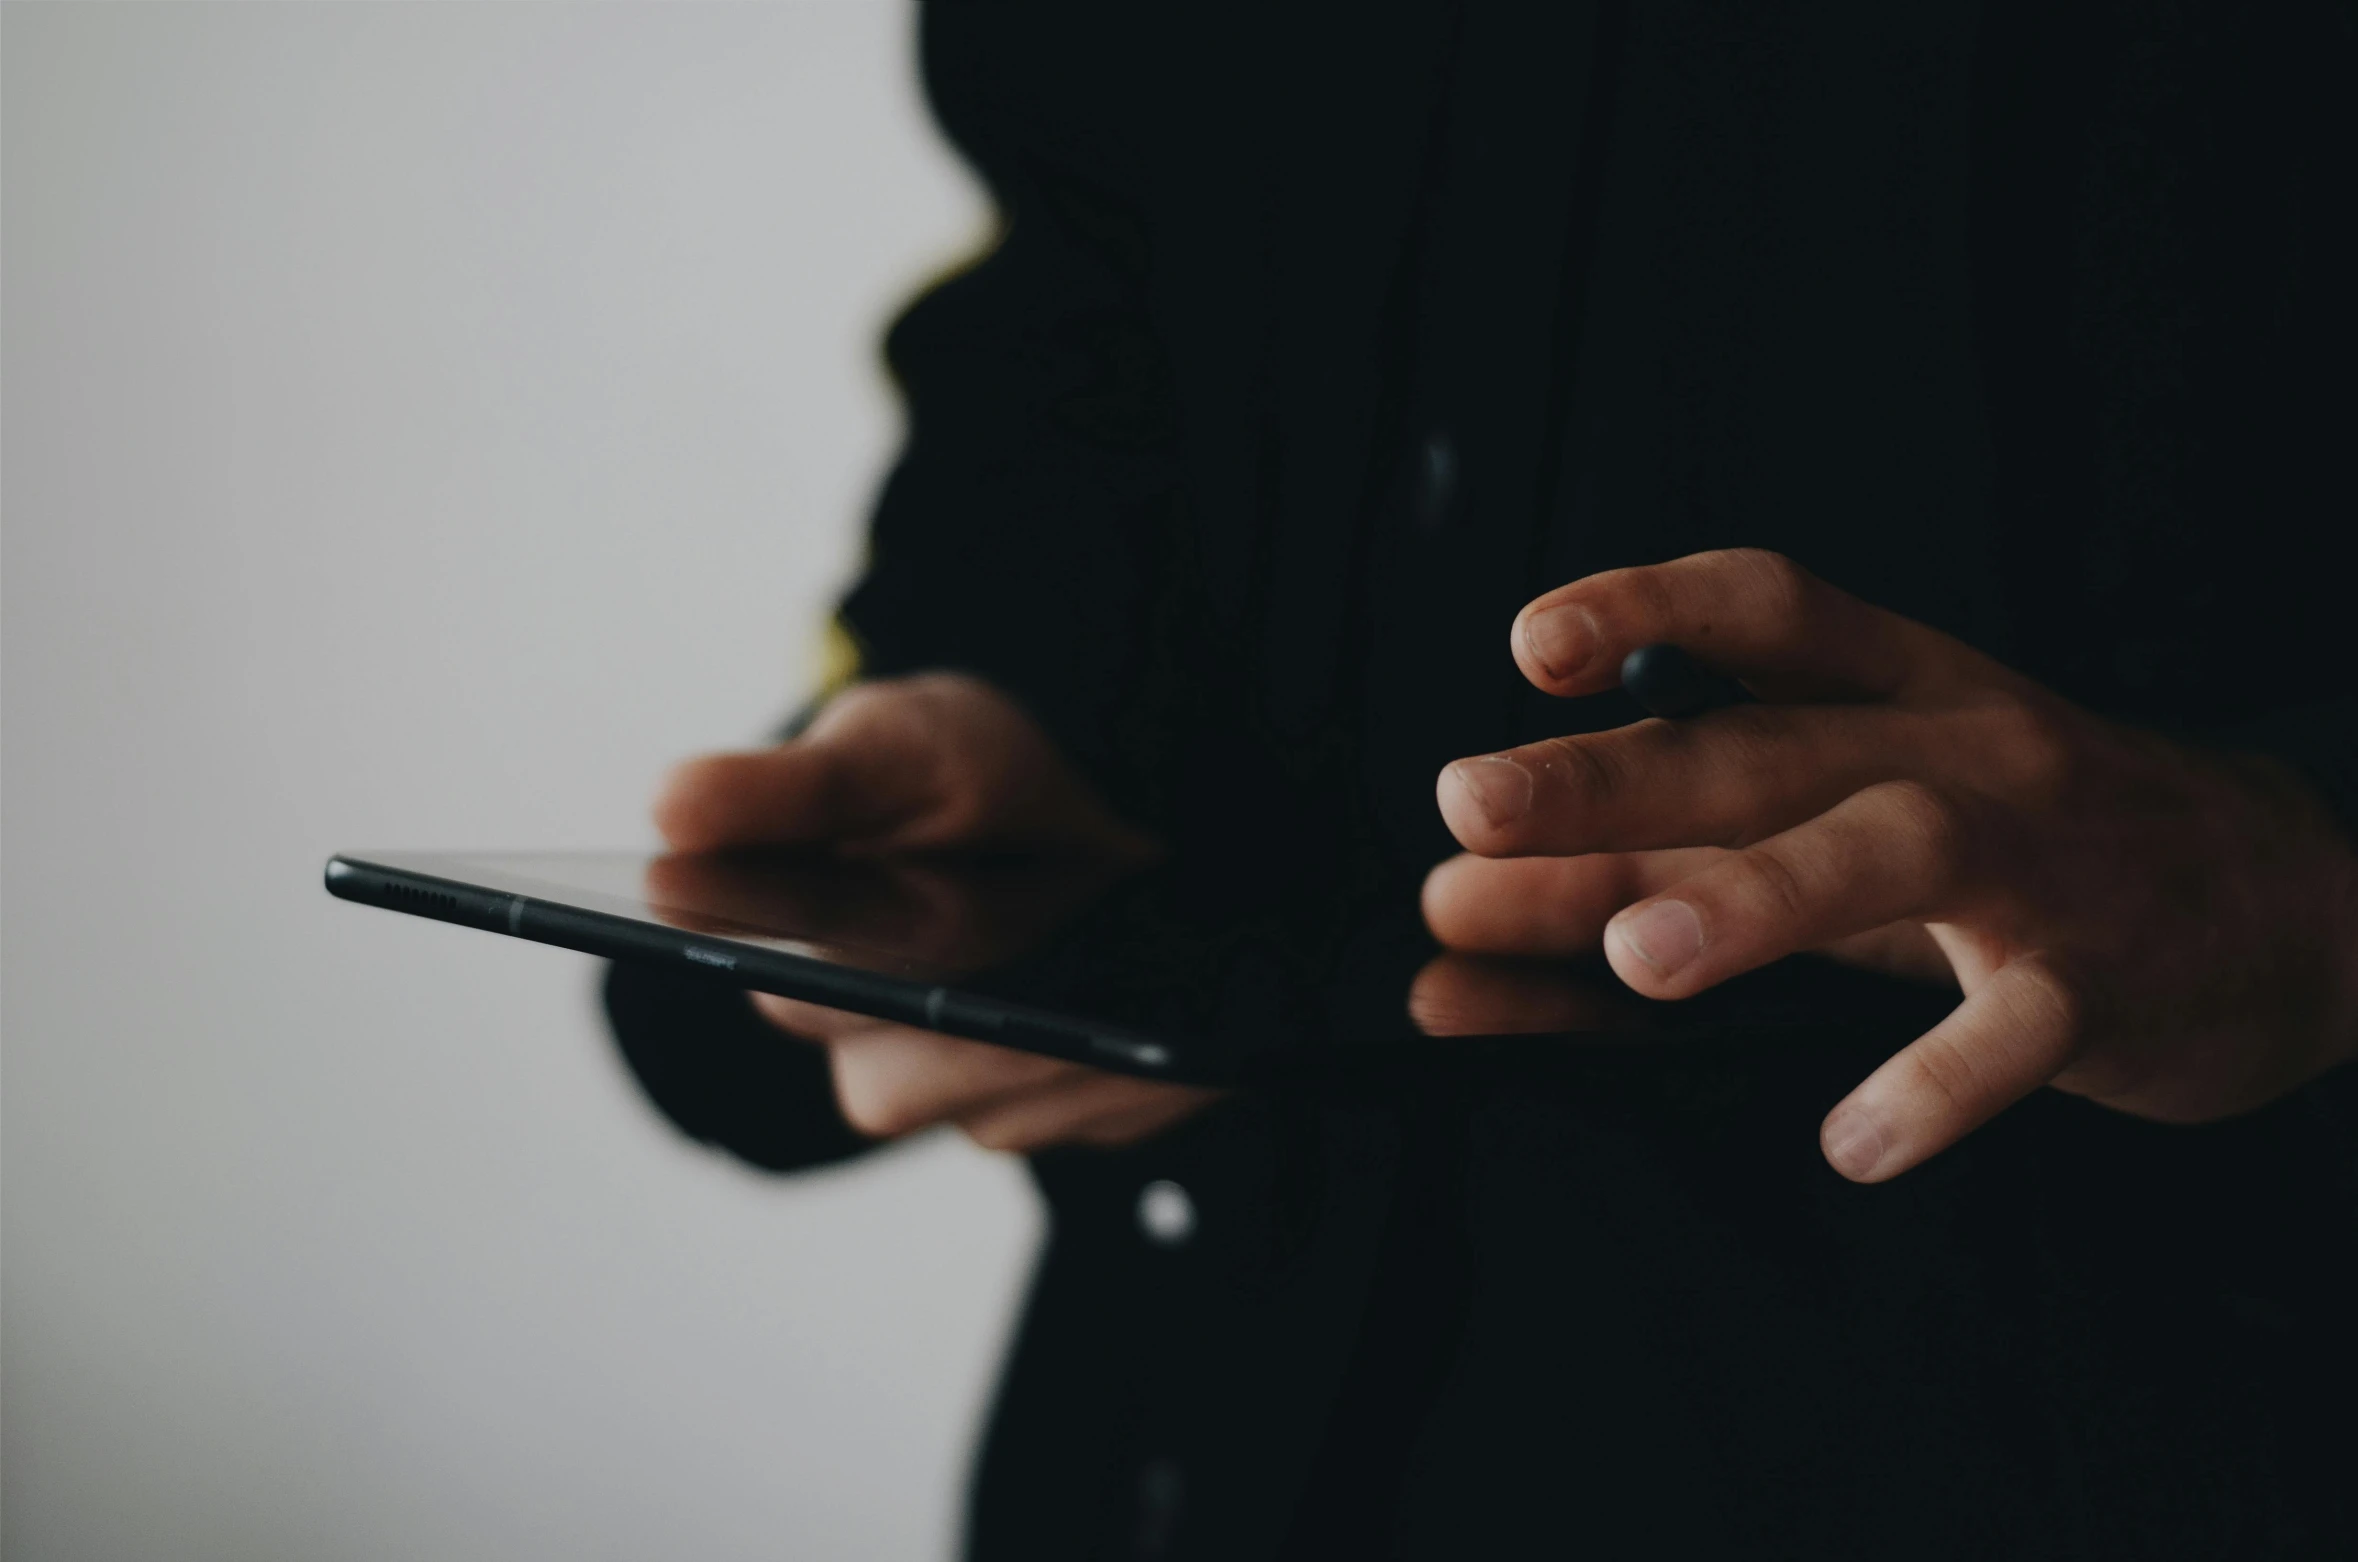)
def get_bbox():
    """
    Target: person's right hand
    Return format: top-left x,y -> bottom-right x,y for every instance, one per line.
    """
654,672 -> 1219,1151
